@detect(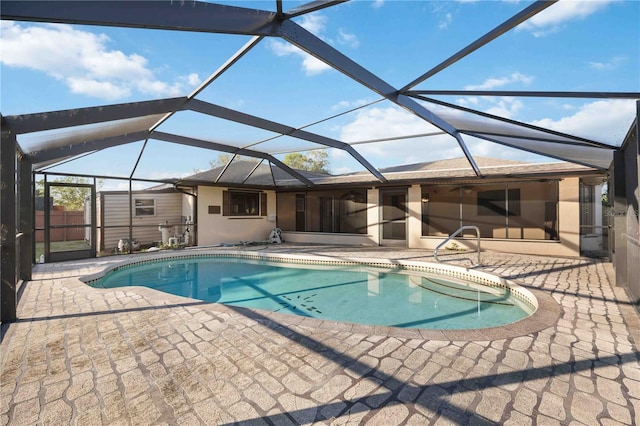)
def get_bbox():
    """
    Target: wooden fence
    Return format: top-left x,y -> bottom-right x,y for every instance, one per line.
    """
35,210 -> 86,242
